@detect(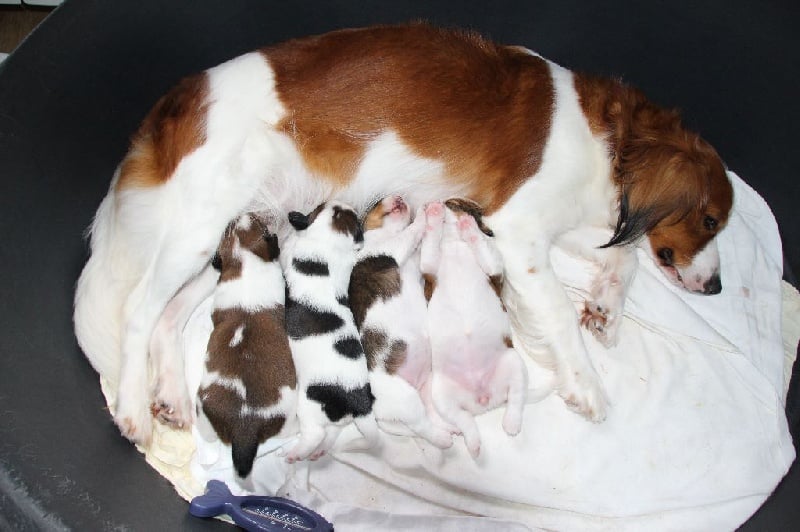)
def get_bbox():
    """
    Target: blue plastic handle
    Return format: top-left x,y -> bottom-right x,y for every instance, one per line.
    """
189,480 -> 334,531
